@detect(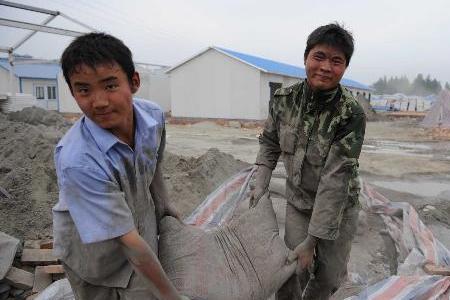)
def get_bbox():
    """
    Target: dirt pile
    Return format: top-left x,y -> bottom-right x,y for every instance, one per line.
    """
162,148 -> 250,216
0,107 -> 249,241
7,106 -> 71,129
0,111 -> 67,241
